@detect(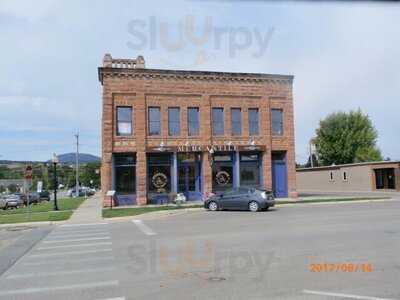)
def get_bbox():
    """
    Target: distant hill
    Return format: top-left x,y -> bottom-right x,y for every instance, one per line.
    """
56,153 -> 100,164
0,153 -> 100,165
